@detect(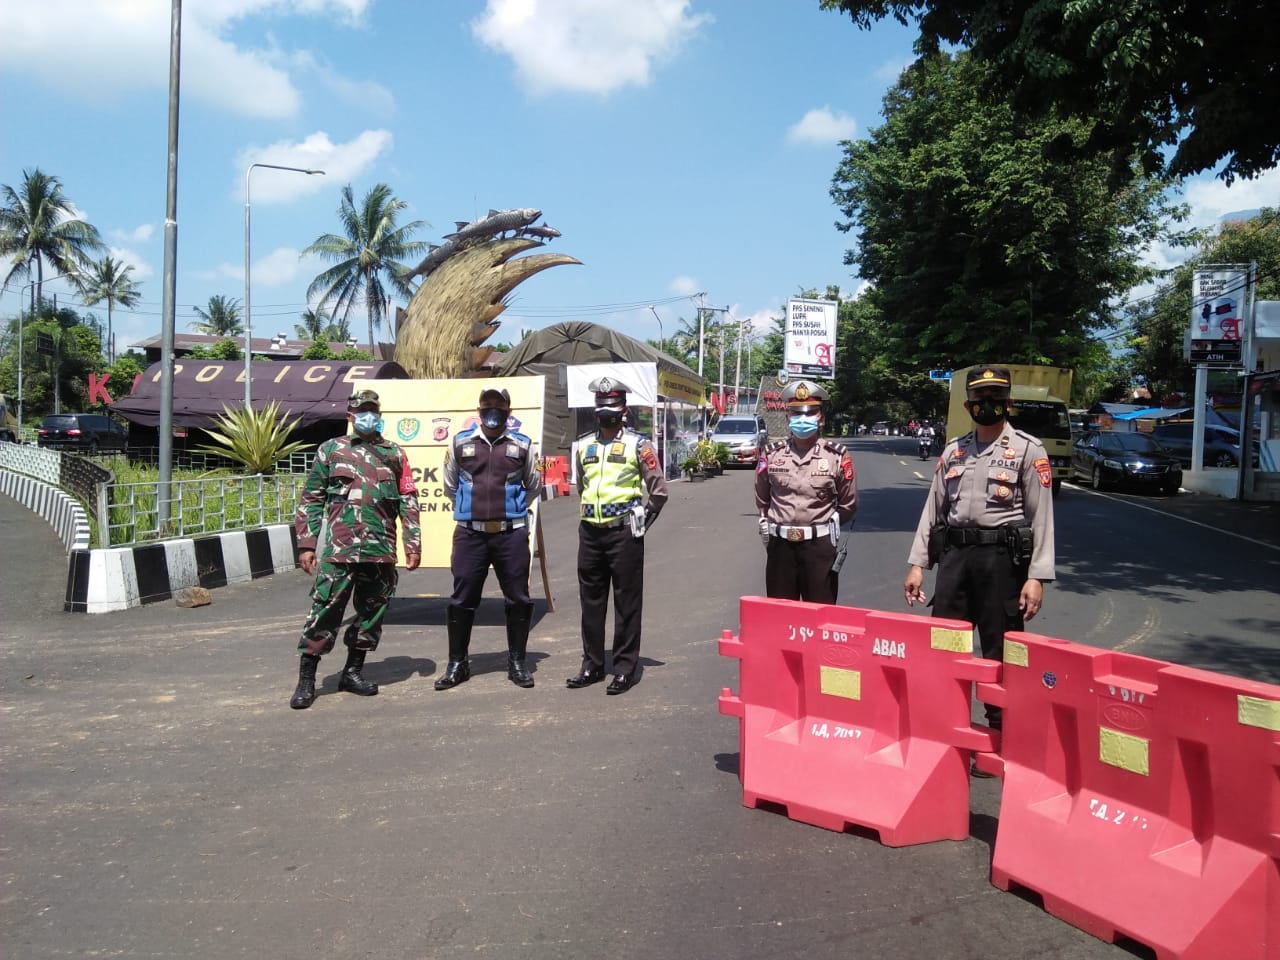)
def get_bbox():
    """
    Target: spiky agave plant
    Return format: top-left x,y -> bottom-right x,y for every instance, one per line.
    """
194,400 -> 310,474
